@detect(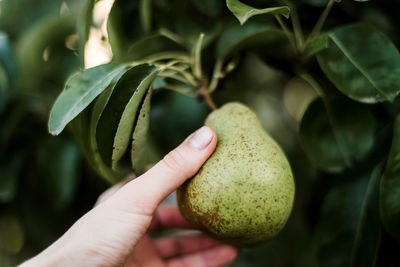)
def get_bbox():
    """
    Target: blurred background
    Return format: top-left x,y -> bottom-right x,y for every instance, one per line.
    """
1,0 -> 400,266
